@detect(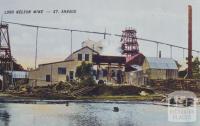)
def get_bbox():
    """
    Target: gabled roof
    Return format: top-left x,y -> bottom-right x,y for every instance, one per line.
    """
146,57 -> 177,70
65,46 -> 99,61
73,46 -> 99,54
